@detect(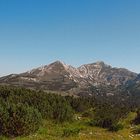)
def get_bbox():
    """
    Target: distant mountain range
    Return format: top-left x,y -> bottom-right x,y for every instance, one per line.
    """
0,61 -> 139,95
